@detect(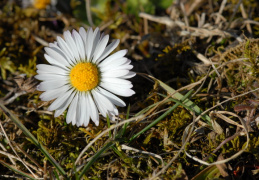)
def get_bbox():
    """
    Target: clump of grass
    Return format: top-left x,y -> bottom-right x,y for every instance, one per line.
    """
1,0 -> 259,179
